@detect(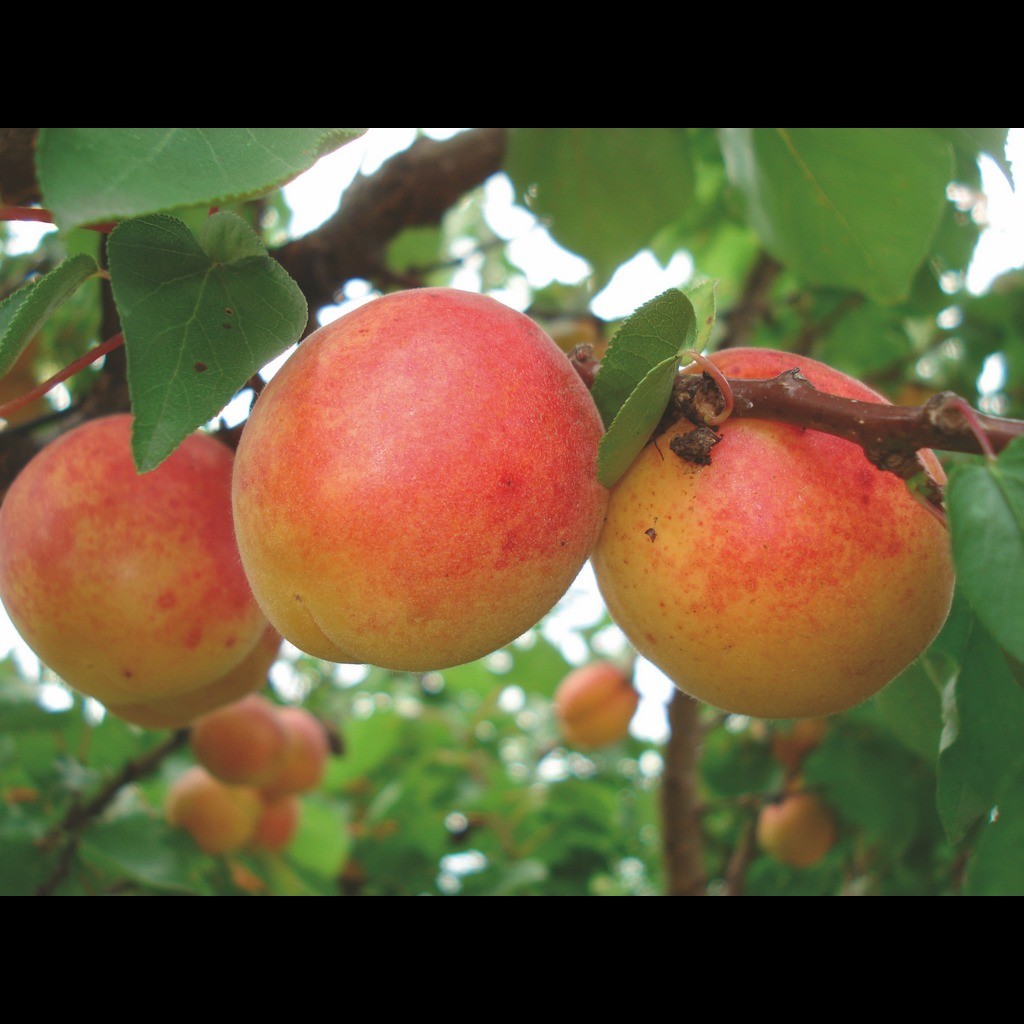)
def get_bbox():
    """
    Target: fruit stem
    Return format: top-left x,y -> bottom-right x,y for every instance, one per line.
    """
681,350 -> 734,425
